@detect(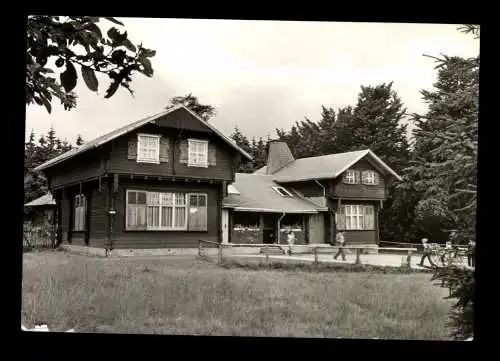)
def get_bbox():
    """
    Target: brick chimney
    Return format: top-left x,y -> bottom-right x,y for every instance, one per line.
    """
266,140 -> 294,174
